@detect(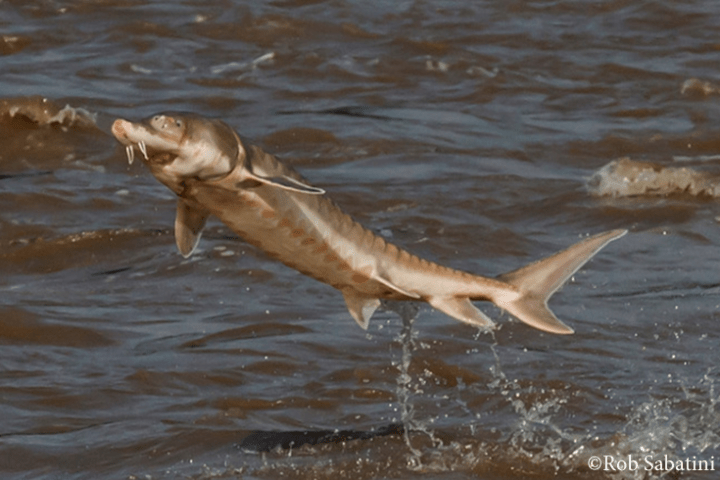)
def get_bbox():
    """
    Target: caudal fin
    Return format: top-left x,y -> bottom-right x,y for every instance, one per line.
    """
495,229 -> 627,334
